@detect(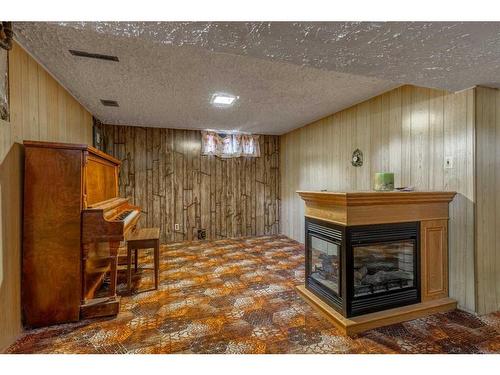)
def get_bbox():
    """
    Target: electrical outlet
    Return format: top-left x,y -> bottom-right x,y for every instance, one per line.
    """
197,229 -> 207,240
444,156 -> 454,169
174,223 -> 180,231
